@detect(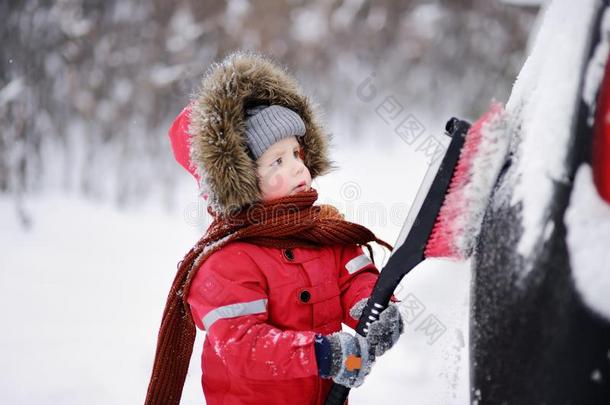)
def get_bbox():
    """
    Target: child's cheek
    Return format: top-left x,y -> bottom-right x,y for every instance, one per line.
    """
260,171 -> 288,196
